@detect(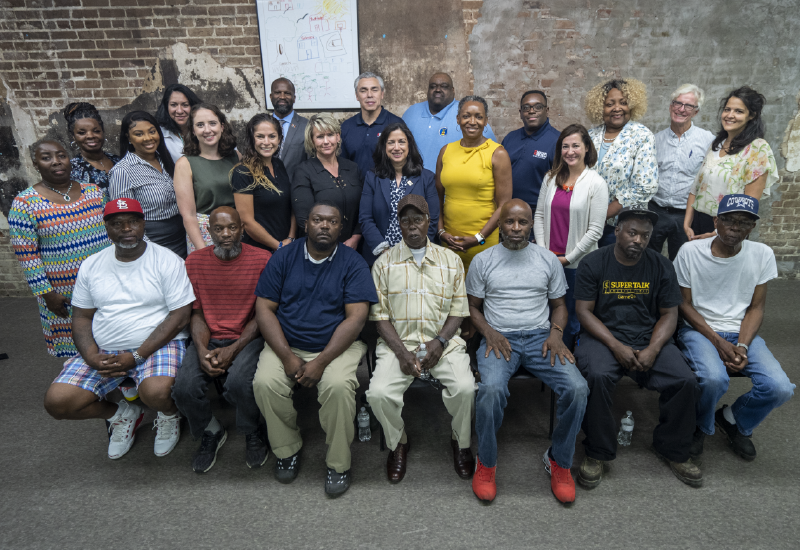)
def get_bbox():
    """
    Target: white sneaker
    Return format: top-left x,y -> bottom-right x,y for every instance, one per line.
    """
153,412 -> 181,457
107,401 -> 144,460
